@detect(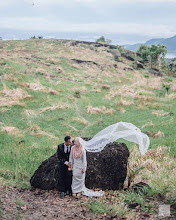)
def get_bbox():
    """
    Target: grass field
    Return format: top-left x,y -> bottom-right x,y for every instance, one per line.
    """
0,39 -> 175,218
